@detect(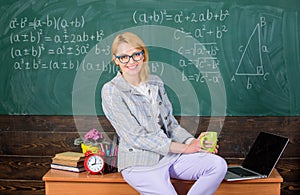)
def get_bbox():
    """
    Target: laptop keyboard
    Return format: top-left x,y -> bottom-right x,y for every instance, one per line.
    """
229,167 -> 258,177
